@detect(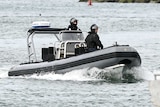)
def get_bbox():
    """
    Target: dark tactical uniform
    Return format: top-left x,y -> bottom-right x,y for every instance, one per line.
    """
67,24 -> 79,30
85,24 -> 103,52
